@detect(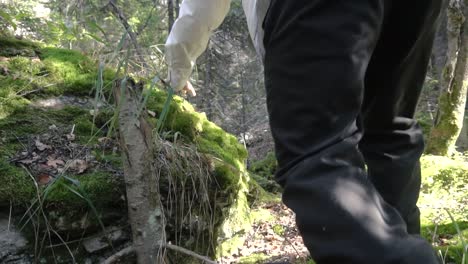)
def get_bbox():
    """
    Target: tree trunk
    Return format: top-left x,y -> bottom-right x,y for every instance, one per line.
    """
204,44 -> 213,120
168,0 -> 174,33
175,0 -> 180,17
432,10 -> 448,80
455,99 -> 468,148
106,0 -> 149,70
426,0 -> 468,155
114,79 -> 165,264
